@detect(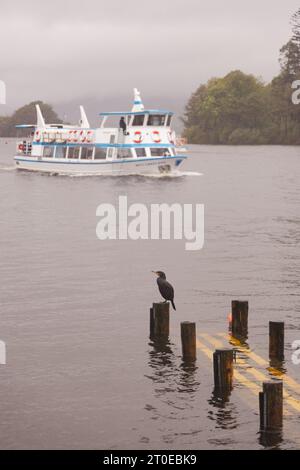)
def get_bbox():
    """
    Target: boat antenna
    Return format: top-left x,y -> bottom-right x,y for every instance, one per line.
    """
36,104 -> 46,128
132,88 -> 144,112
79,105 -> 90,128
